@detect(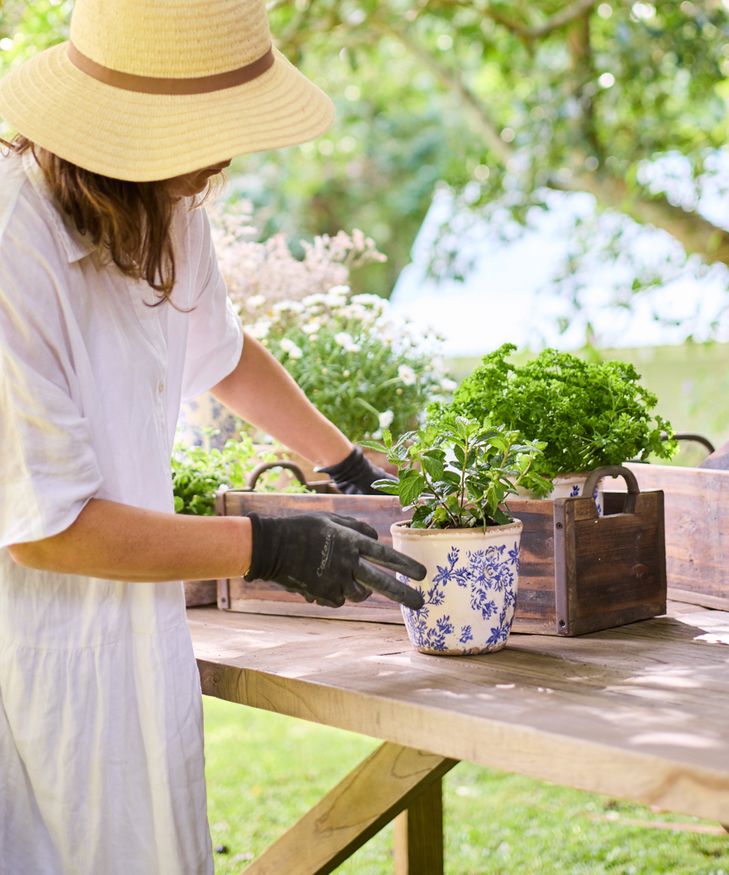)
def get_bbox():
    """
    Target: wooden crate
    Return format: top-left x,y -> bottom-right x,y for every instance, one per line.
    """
215,466 -> 667,636
624,463 -> 729,611
184,579 -> 217,607
216,490 -> 414,621
509,478 -> 666,635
